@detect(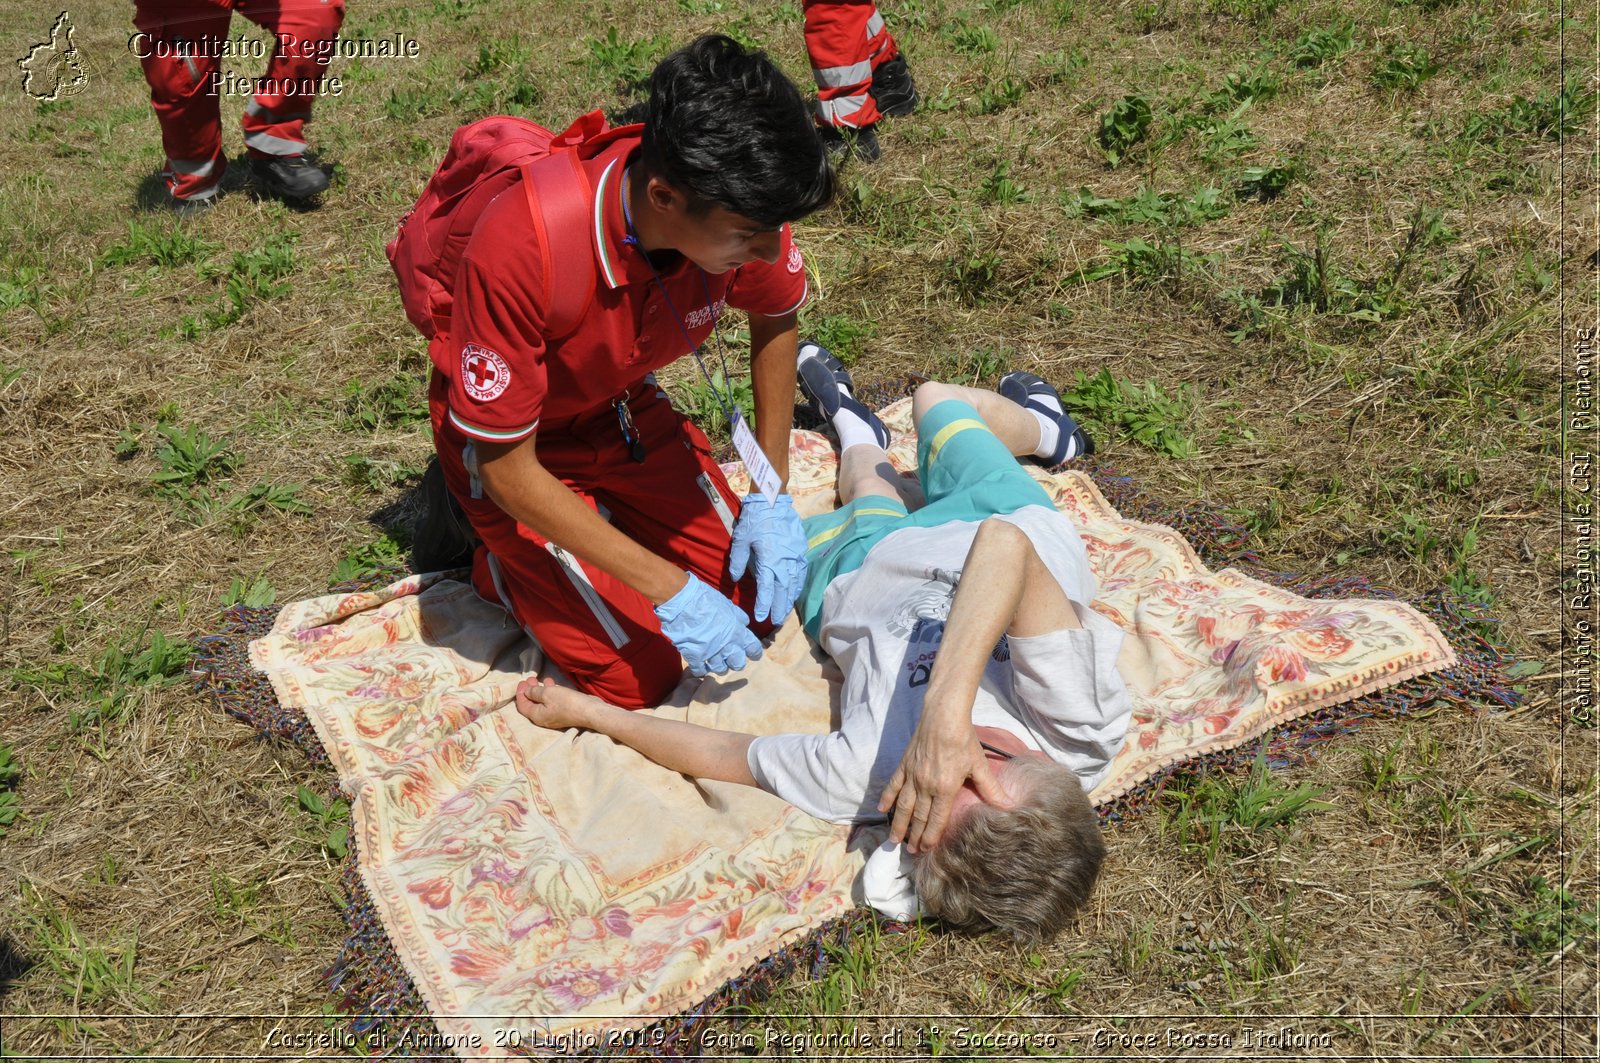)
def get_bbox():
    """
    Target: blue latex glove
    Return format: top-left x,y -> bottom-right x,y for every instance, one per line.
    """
653,573 -> 764,677
727,493 -> 808,623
